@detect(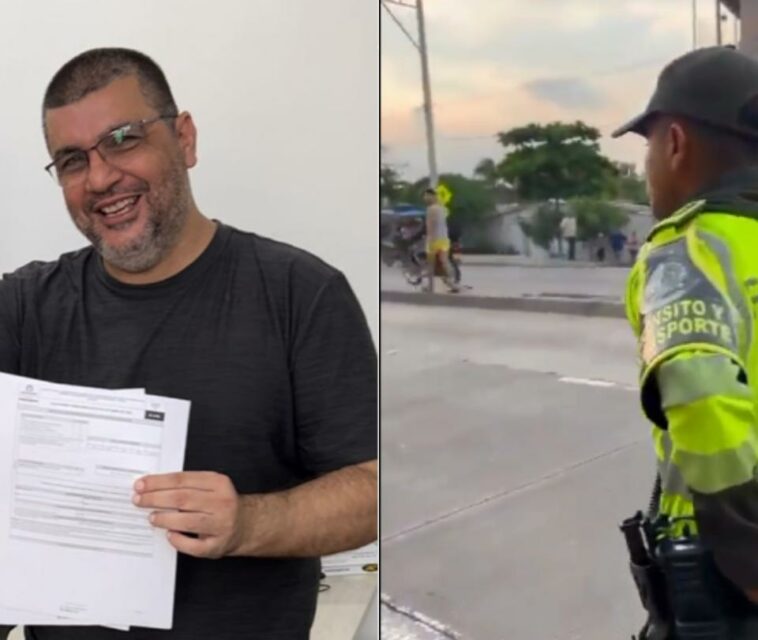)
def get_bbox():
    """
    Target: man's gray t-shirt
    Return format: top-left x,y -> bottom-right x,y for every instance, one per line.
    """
426,204 -> 449,241
0,222 -> 377,640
